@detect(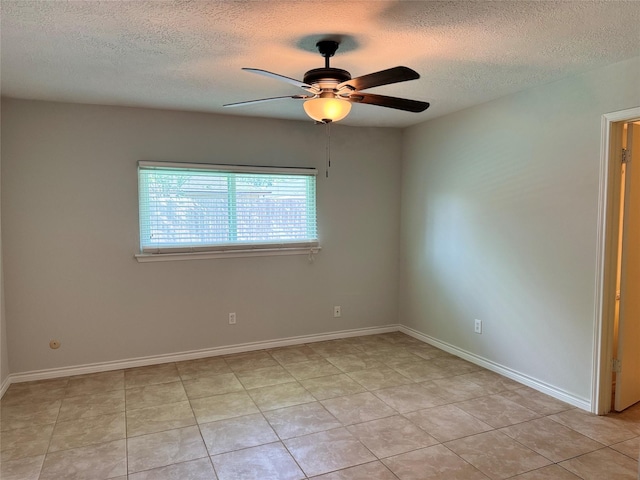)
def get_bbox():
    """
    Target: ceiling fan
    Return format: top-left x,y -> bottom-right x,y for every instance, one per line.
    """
224,40 -> 430,123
